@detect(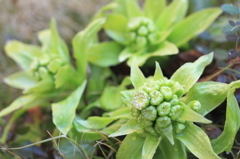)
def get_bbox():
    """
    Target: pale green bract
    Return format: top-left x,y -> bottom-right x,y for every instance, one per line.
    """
108,52 -> 240,159
96,0 -> 222,66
